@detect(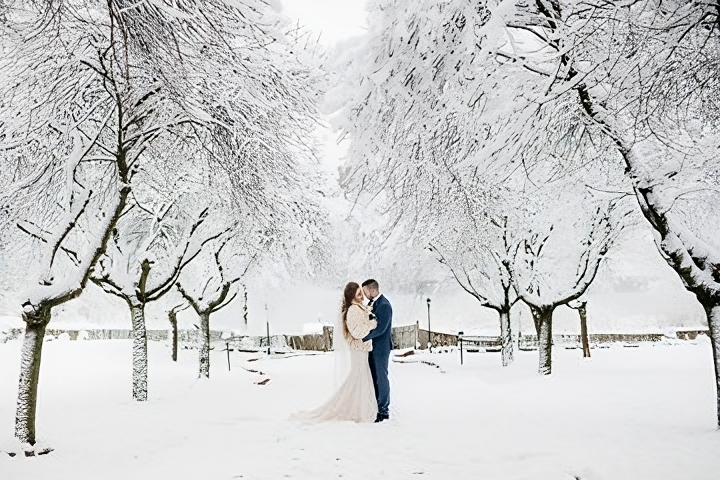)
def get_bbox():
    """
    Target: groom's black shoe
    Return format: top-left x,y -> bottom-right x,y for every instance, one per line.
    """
374,413 -> 389,423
